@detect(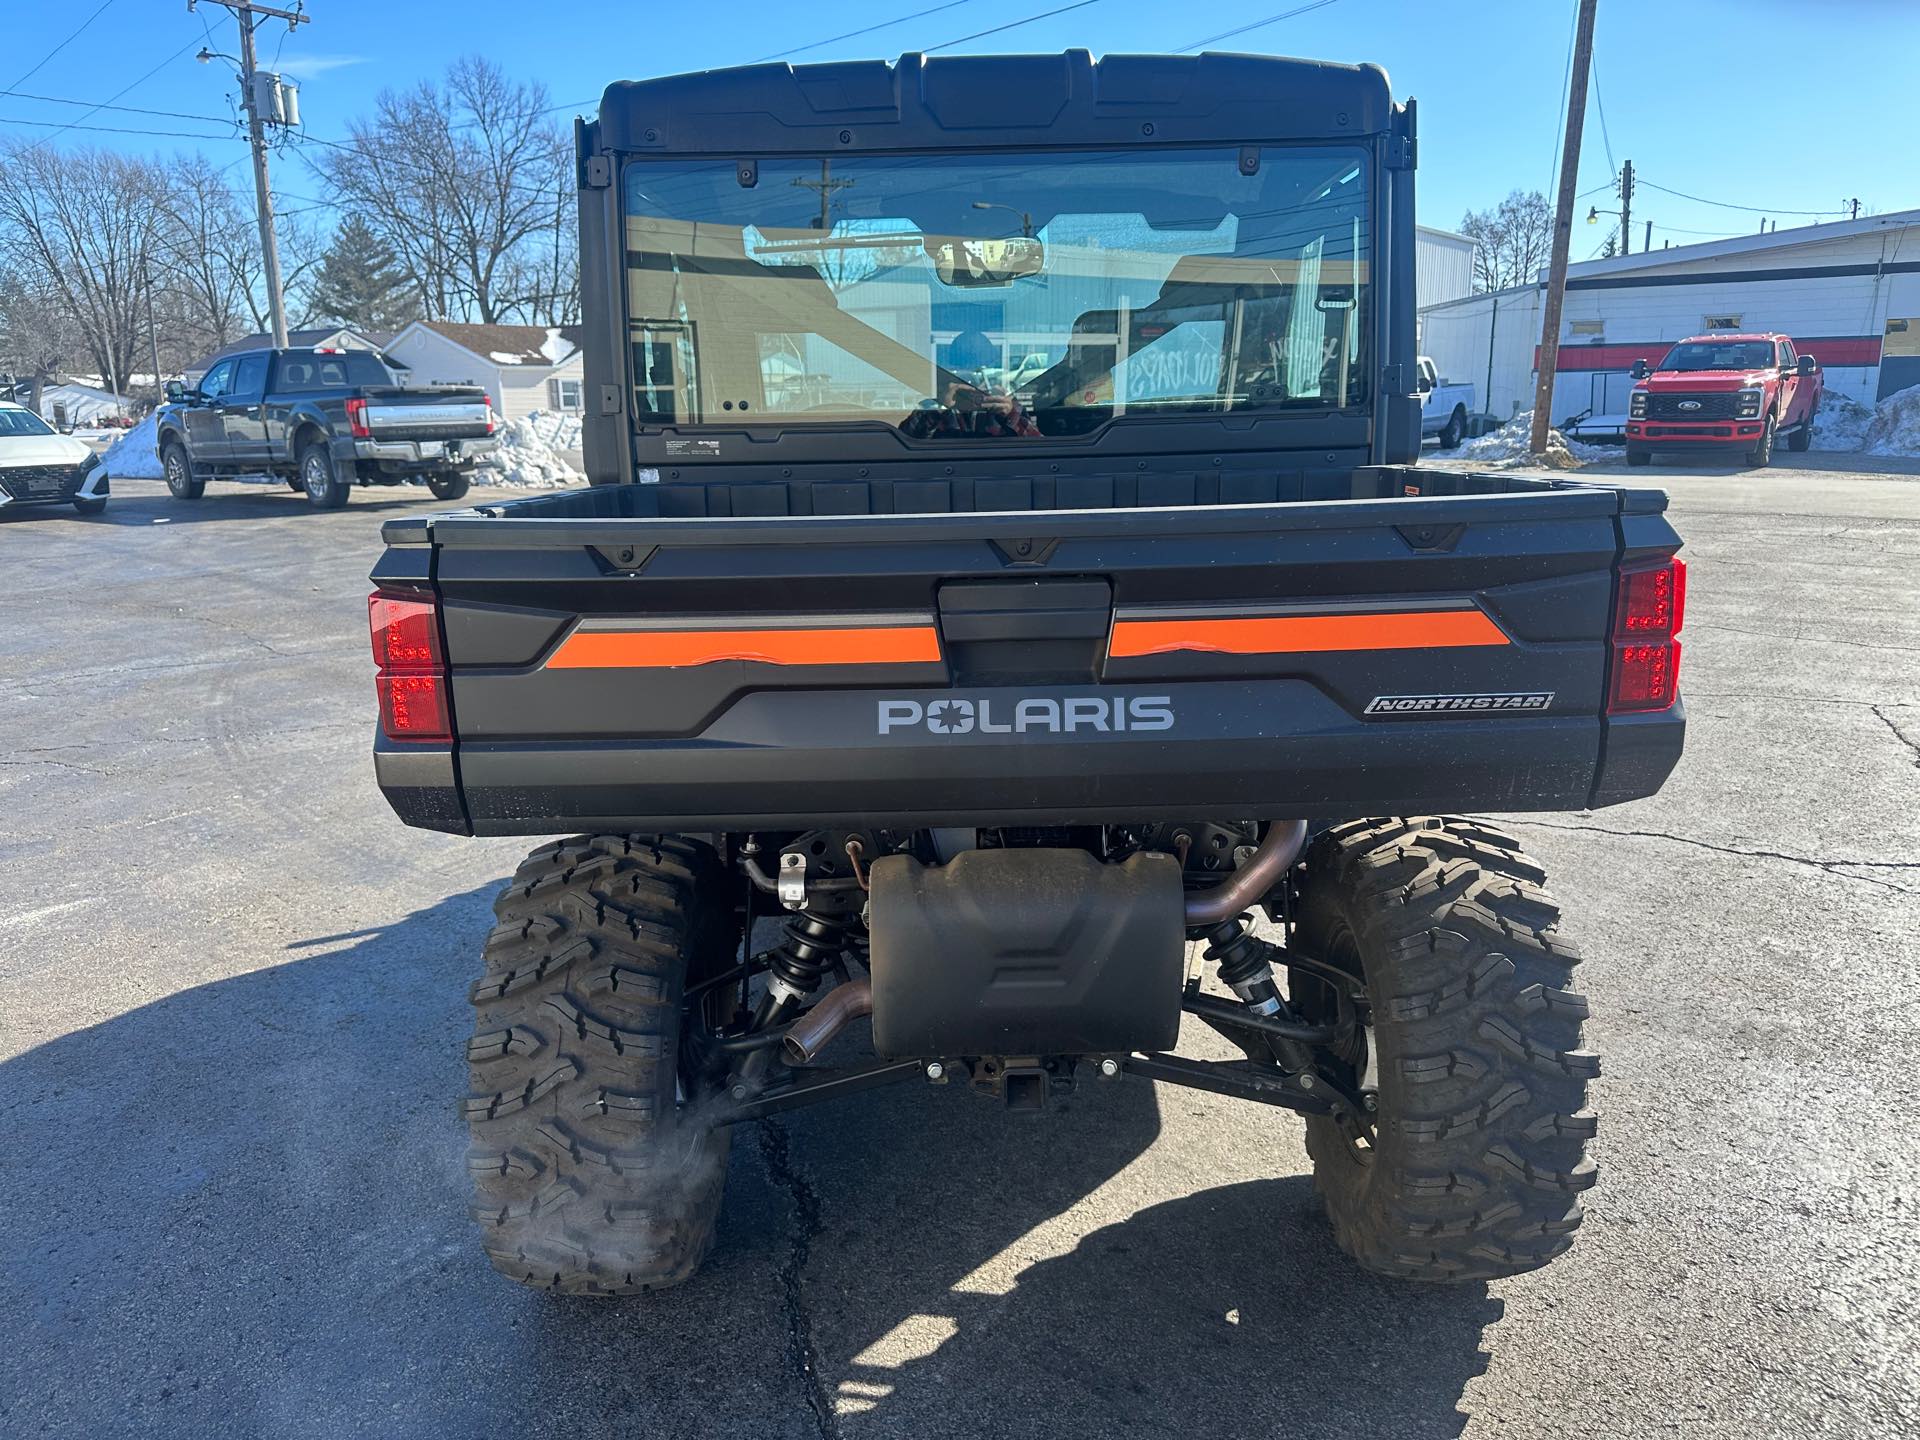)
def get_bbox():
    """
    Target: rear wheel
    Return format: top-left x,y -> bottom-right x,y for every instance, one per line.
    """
1745,414 -> 1776,467
298,442 -> 350,509
466,835 -> 740,1294
1290,817 -> 1598,1281
161,441 -> 203,499
1786,401 -> 1815,452
1438,406 -> 1466,450
427,471 -> 471,502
